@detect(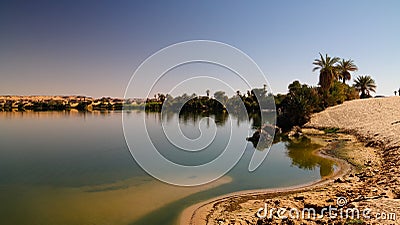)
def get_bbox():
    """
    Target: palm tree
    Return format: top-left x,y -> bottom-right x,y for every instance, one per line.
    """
354,75 -> 376,98
313,53 -> 340,92
337,59 -> 358,84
